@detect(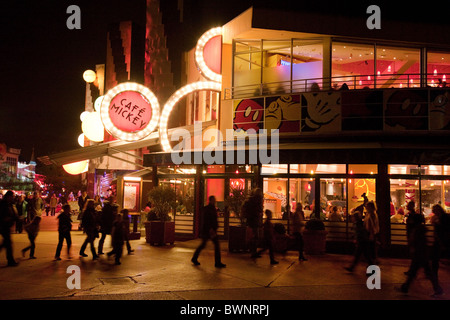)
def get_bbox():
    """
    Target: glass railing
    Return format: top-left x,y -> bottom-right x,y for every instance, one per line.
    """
226,73 -> 448,99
